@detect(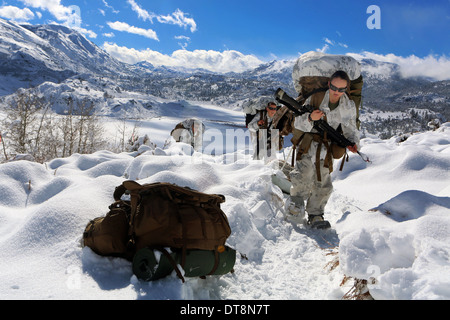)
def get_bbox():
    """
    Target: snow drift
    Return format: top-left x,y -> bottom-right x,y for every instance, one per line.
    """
0,106 -> 449,299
